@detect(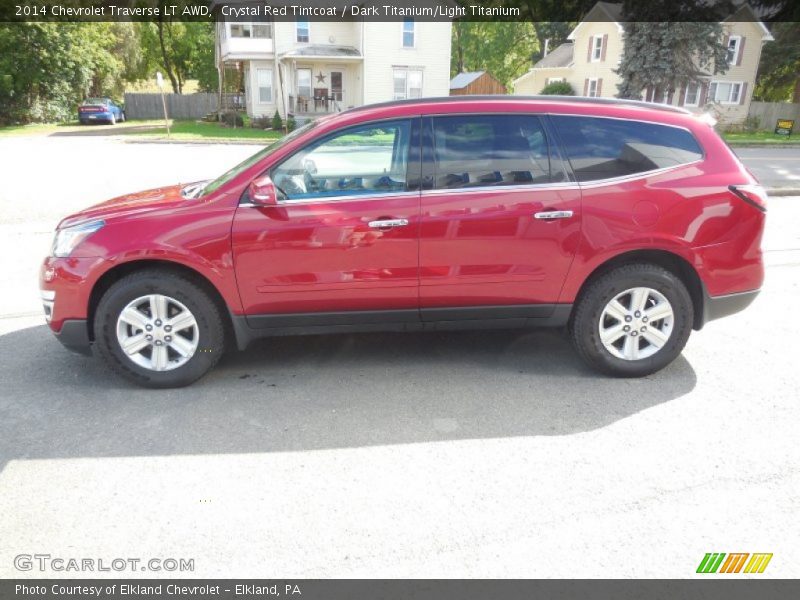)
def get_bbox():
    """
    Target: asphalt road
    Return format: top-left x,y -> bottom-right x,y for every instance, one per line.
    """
732,146 -> 800,190
0,136 -> 798,578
